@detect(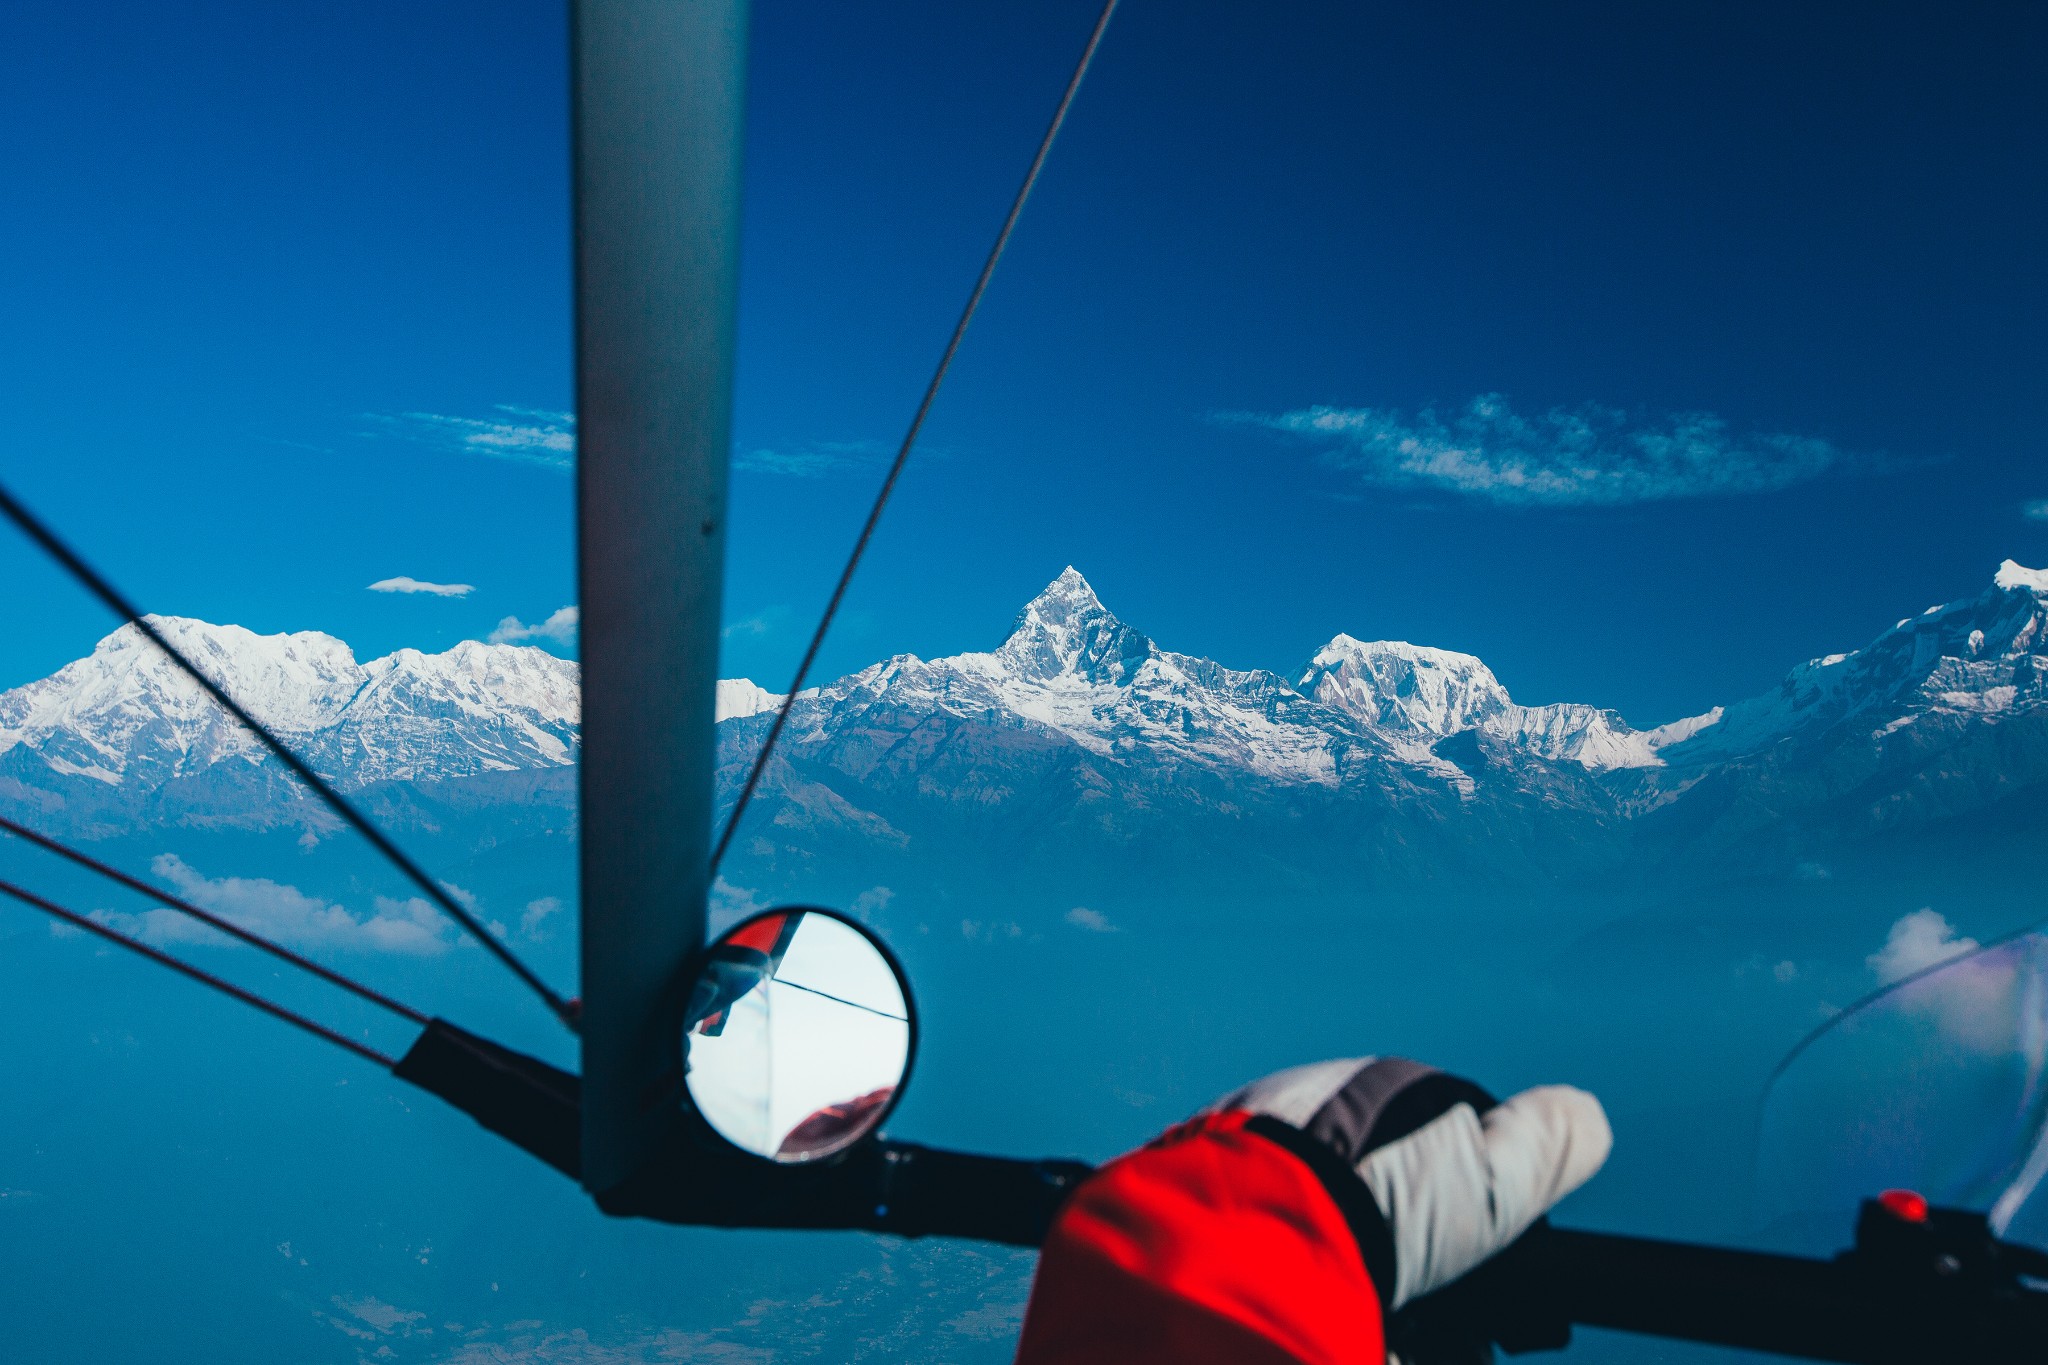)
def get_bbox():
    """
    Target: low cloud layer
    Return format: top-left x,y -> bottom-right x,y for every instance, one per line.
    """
488,606 -> 578,646
2025,499 -> 2048,522
88,855 -> 459,955
1868,908 -> 1979,985
1246,394 -> 1848,506
371,406 -> 575,470
367,576 -> 473,598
